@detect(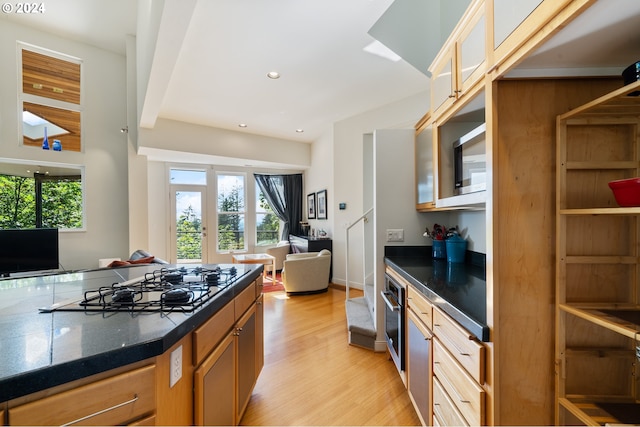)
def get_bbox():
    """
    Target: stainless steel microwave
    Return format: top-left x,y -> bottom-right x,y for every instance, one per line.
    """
454,123 -> 486,195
